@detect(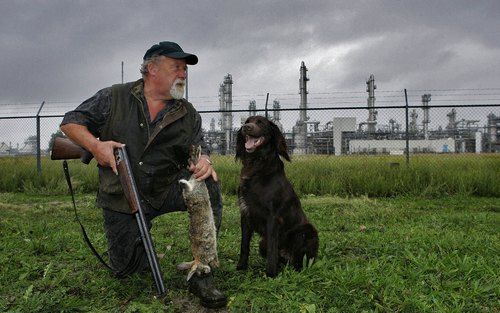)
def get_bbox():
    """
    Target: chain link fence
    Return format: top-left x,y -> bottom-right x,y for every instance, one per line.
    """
0,89 -> 499,195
